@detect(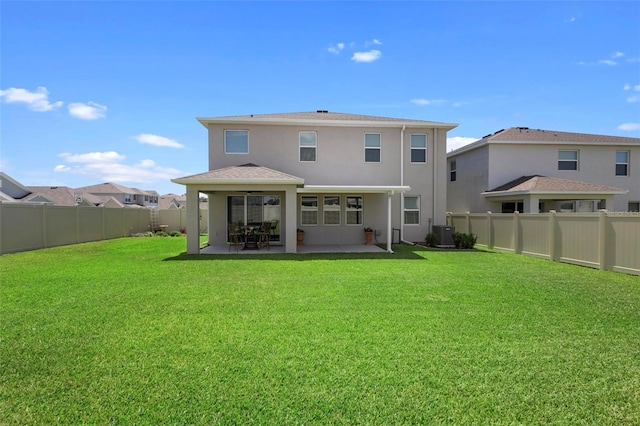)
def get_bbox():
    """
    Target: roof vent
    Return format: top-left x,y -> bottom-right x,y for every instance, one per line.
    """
316,110 -> 328,113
